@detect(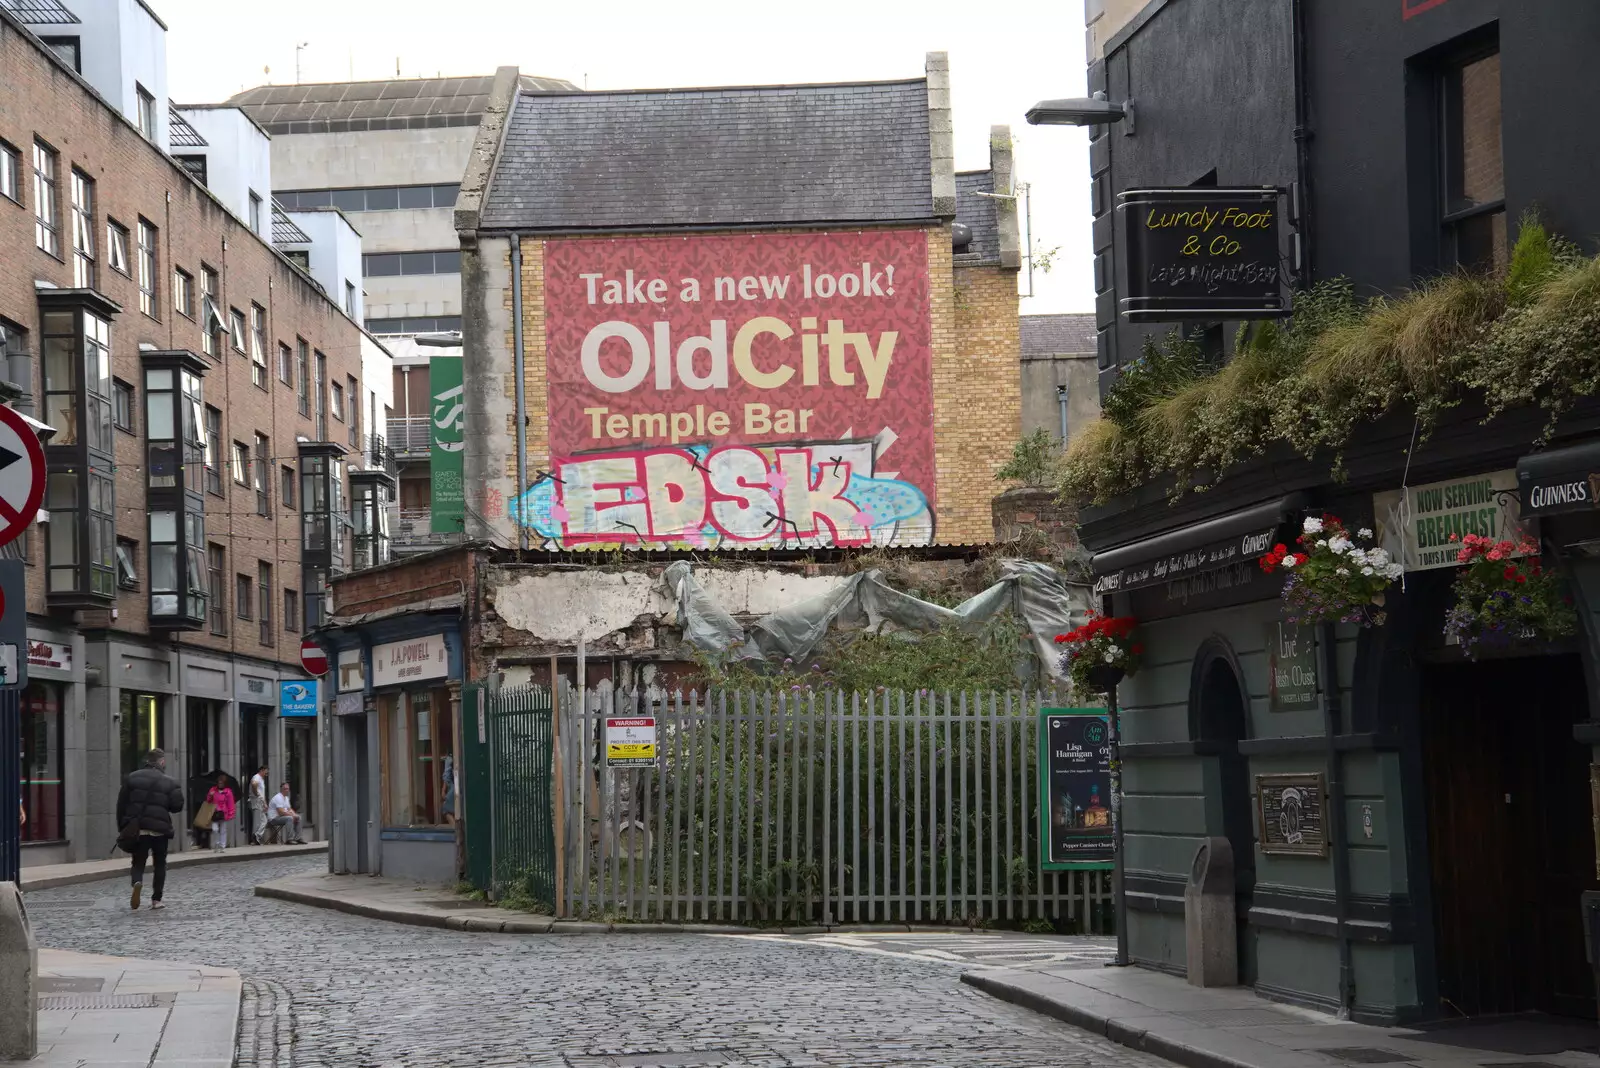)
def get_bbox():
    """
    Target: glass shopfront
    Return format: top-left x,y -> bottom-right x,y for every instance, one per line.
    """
119,691 -> 164,777
21,681 -> 65,842
379,686 -> 456,827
